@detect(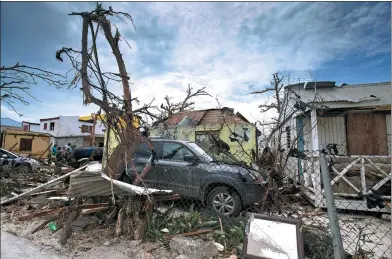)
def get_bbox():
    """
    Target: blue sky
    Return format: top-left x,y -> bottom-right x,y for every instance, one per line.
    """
1,2 -> 391,123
